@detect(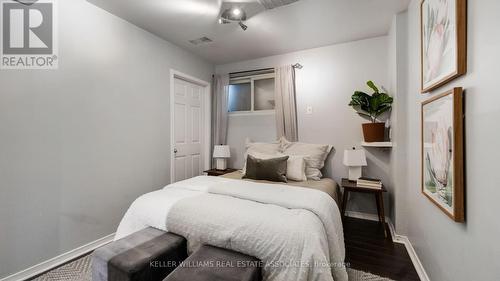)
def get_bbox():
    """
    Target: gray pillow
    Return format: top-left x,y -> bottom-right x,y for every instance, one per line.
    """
243,155 -> 289,183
